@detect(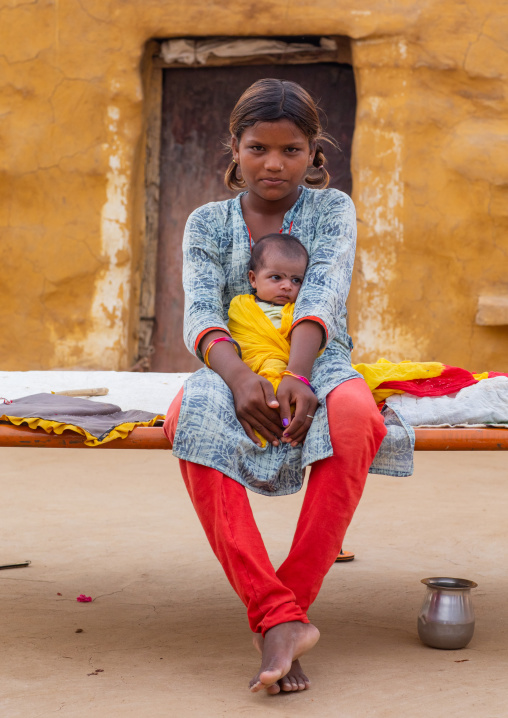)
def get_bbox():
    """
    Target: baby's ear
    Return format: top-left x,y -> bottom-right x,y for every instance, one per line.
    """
248,269 -> 257,289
